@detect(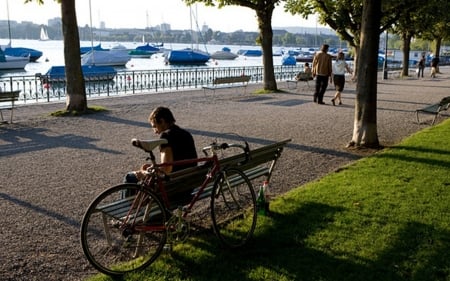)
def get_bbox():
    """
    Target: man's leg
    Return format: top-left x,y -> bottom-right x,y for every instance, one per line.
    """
318,76 -> 328,104
314,78 -> 321,102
